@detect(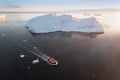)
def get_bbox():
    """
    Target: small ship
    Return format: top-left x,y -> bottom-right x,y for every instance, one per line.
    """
30,47 -> 58,66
